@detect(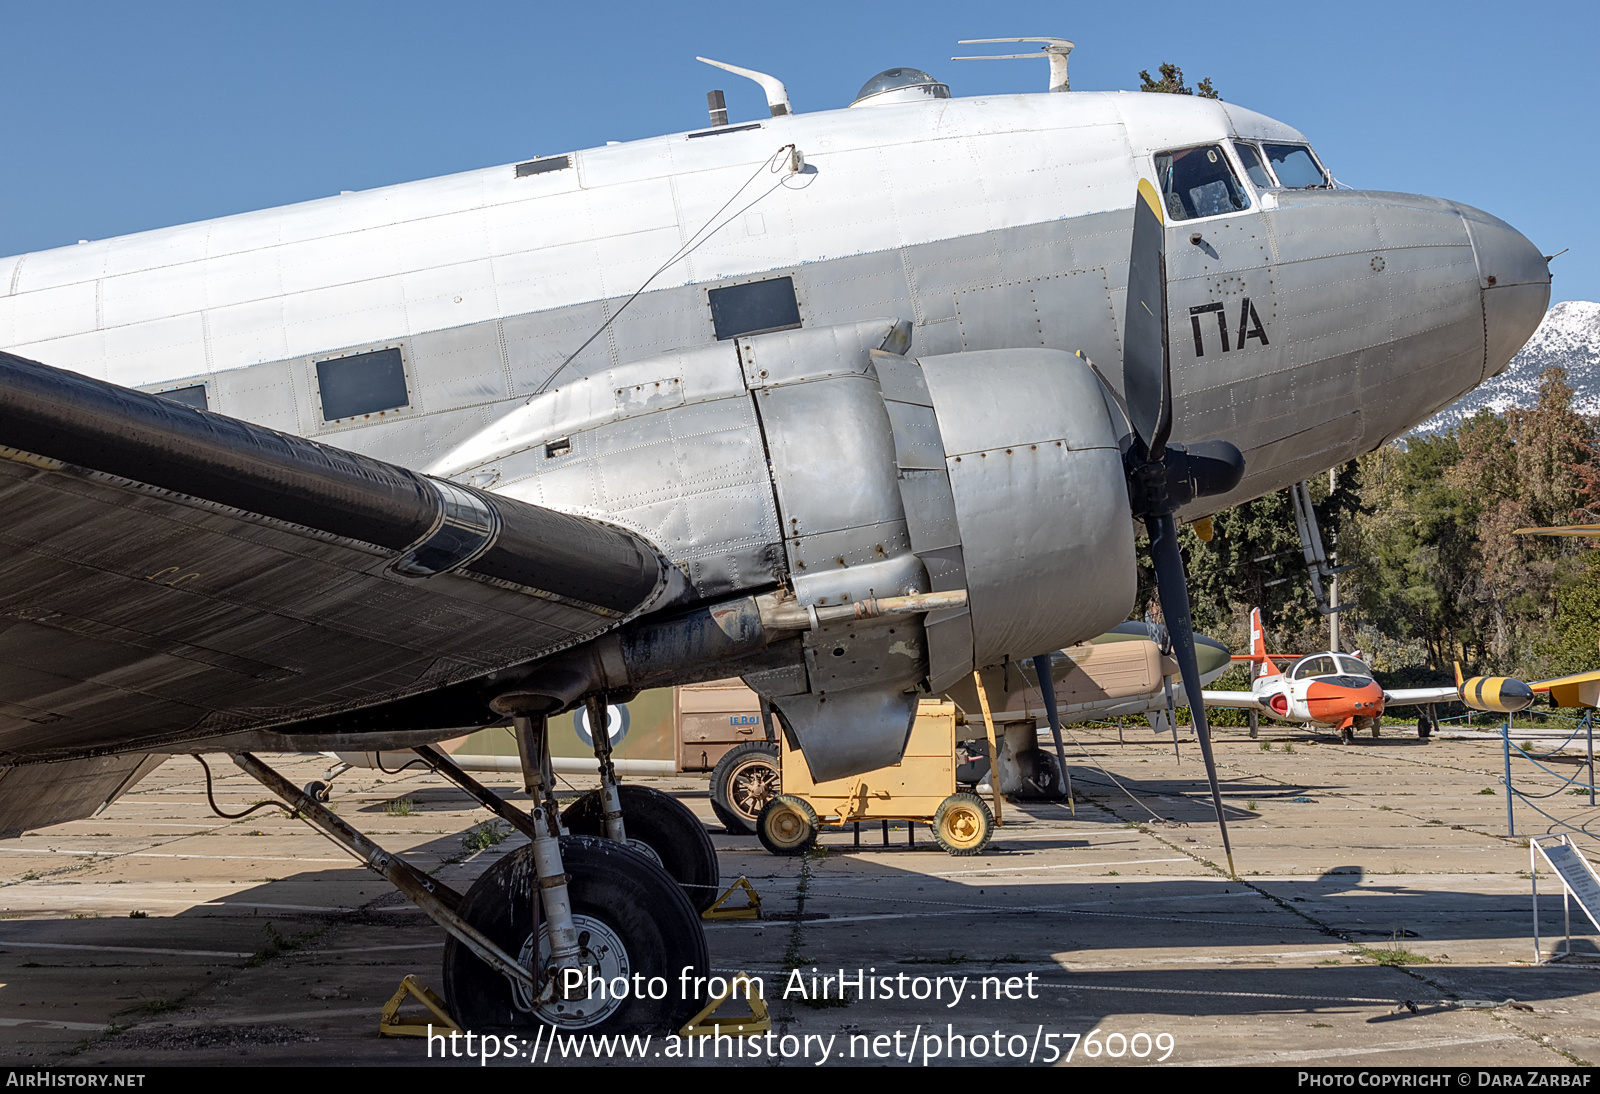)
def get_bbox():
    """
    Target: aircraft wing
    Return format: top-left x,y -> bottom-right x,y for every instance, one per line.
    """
1382,687 -> 1461,708
1199,690 -> 1265,709
0,350 -> 677,777
1529,670 -> 1600,709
